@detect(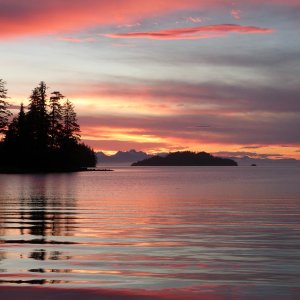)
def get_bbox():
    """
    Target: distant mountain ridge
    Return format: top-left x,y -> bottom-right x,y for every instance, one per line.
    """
96,150 -> 300,166
226,156 -> 300,166
96,149 -> 152,164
